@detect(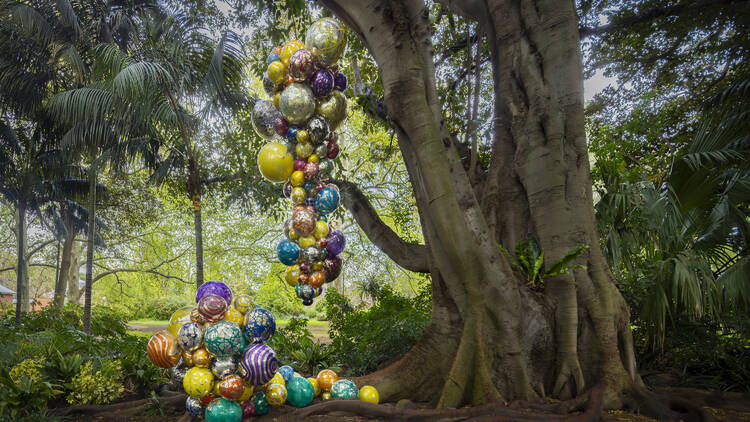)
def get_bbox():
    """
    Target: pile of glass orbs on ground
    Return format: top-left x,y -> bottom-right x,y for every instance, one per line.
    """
148,281 -> 380,421
253,17 -> 348,307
